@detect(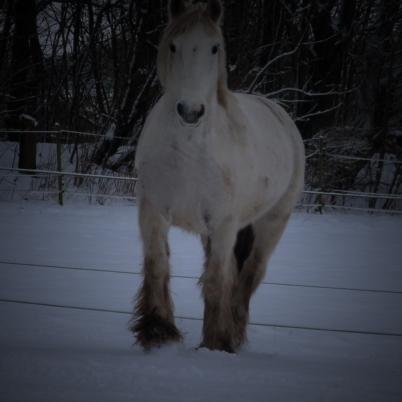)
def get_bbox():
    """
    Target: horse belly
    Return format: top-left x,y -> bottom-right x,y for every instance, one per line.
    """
237,173 -> 288,225
232,141 -> 295,225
